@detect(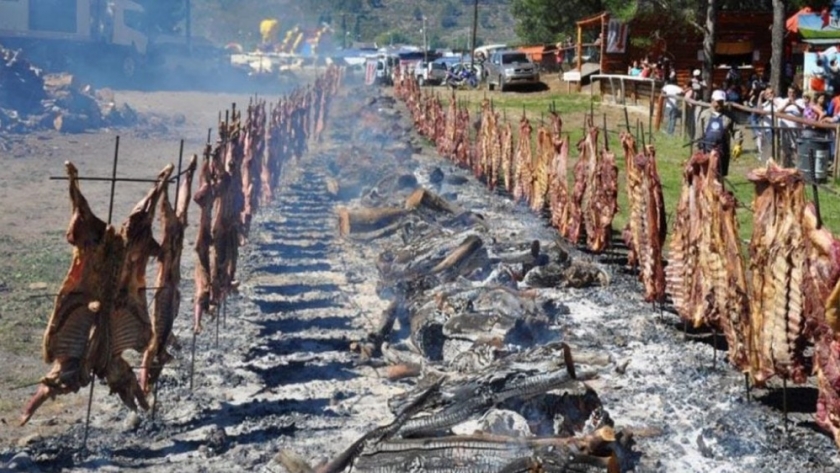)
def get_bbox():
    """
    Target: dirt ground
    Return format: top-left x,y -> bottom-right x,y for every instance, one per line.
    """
2,73 -> 838,473
0,86 -> 279,446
